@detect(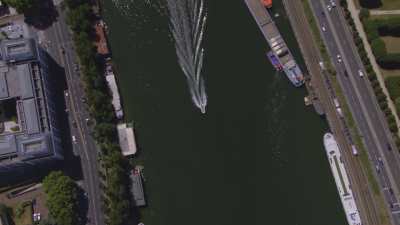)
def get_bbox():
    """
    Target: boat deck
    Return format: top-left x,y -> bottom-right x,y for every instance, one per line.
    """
244,0 -> 291,65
